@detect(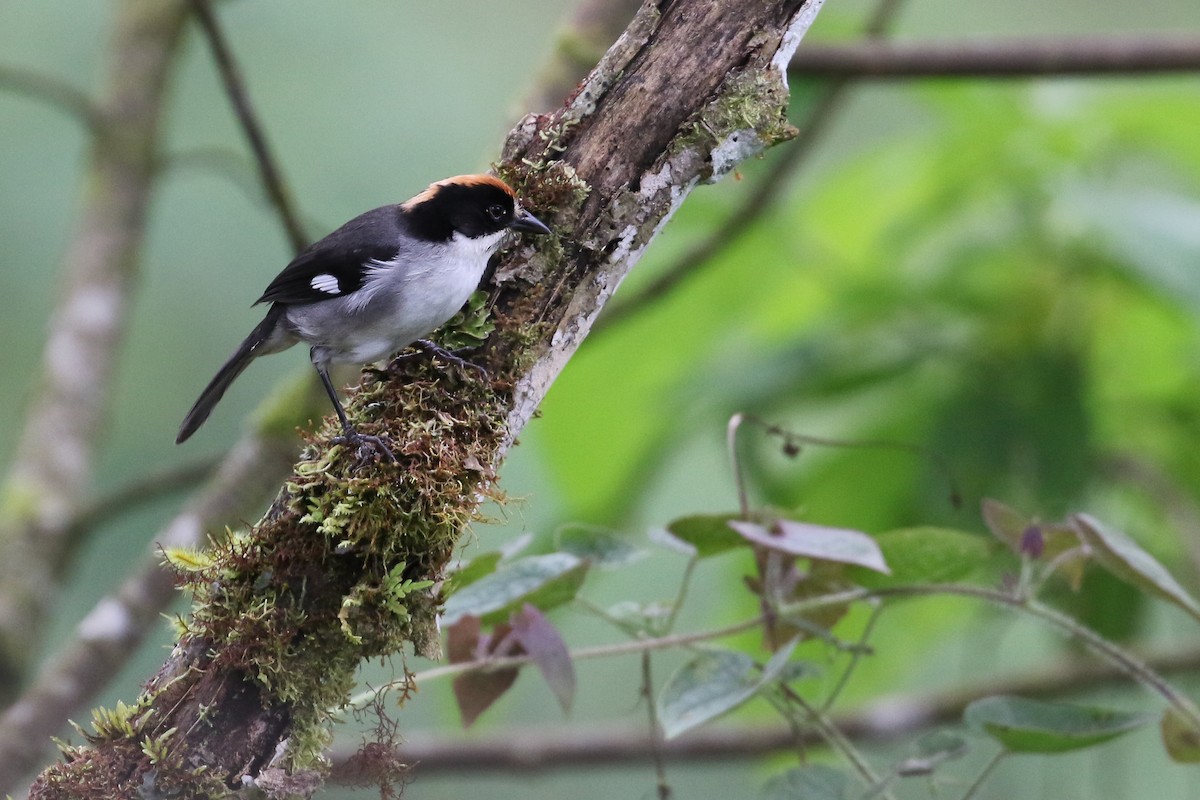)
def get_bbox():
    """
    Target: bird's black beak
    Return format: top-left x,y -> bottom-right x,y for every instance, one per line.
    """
509,210 -> 552,235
